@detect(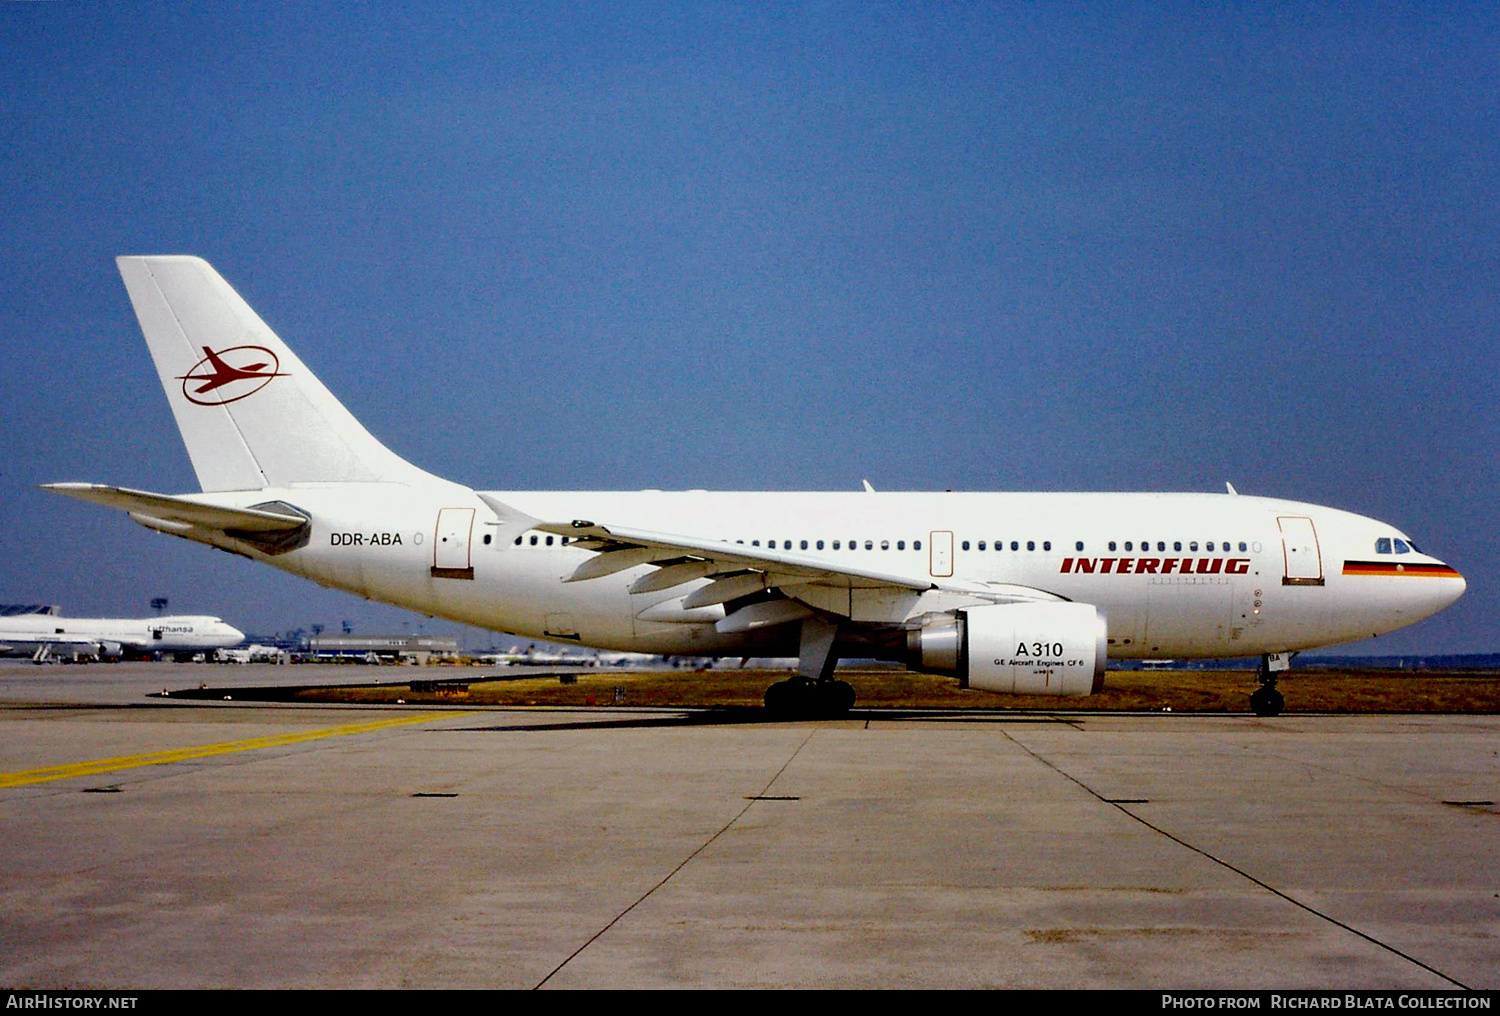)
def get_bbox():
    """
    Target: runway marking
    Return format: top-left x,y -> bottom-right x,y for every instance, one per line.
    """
0,711 -> 465,789
1001,729 -> 1474,991
534,728 -> 819,990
